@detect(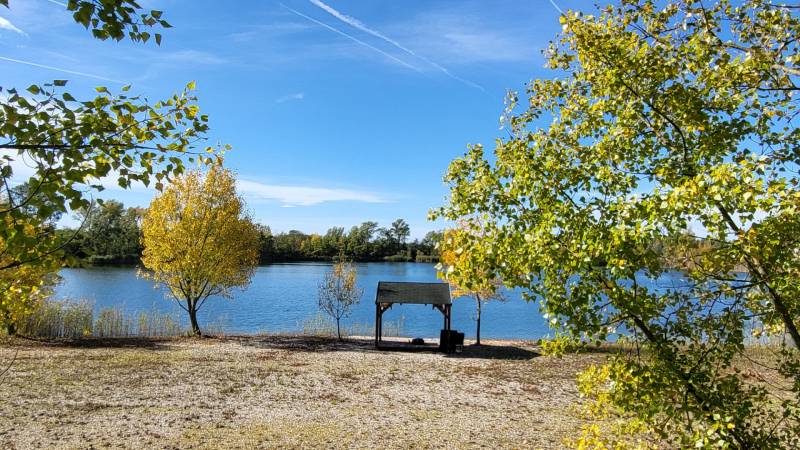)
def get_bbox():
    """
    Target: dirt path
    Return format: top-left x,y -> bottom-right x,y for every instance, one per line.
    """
0,336 -> 606,449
